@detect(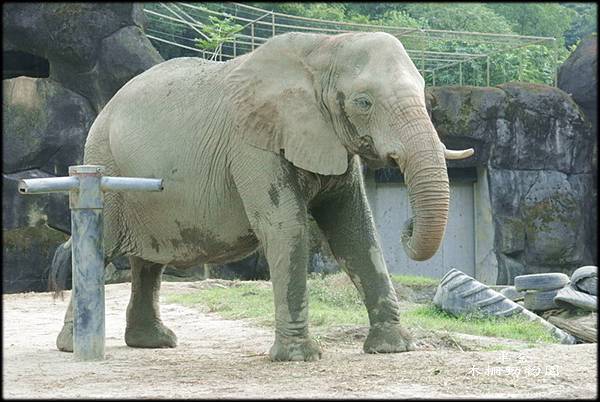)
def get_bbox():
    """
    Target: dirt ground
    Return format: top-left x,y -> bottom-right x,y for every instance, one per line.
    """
3,281 -> 598,399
